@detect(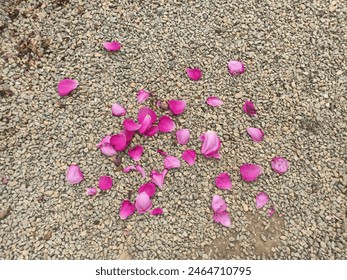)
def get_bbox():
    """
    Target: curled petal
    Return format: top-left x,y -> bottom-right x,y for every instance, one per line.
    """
138,182 -> 156,197
120,129 -> 135,144
206,96 -> 223,107
144,125 -> 158,137
66,164 -> 84,184
100,143 -> 117,156
240,163 -> 263,182
176,129 -> 190,145
137,89 -> 151,103
123,166 -> 136,173
112,102 -> 126,116
119,200 -> 135,220
57,79 -> 78,96
123,119 -> 140,132
186,67 -> 202,81
128,145 -> 144,161
135,192 -> 152,214
182,149 -> 196,166
136,164 -> 146,178
200,131 -> 222,159
158,116 -> 175,132
164,156 -> 181,169
255,192 -> 269,209
96,135 -> 111,148
168,100 -> 186,115
98,176 -> 113,191
211,195 -> 227,213
246,127 -> 264,142
243,100 -> 257,117
86,188 -> 97,196
150,208 -> 163,215
271,157 -> 289,175
215,172 -> 232,190
151,169 -> 168,188
268,206 -> 276,217
227,60 -> 245,76
138,115 -> 152,134
110,133 -> 127,151
213,211 -> 231,227
103,41 -> 121,52
138,106 -> 157,124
